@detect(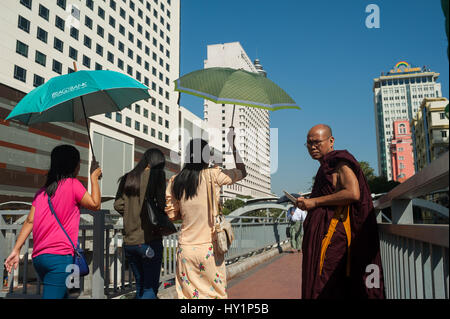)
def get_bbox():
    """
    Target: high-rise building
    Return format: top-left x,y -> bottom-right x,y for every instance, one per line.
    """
203,42 -> 272,199
373,61 -> 442,180
0,0 -> 180,209
389,120 -> 415,183
411,97 -> 449,171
